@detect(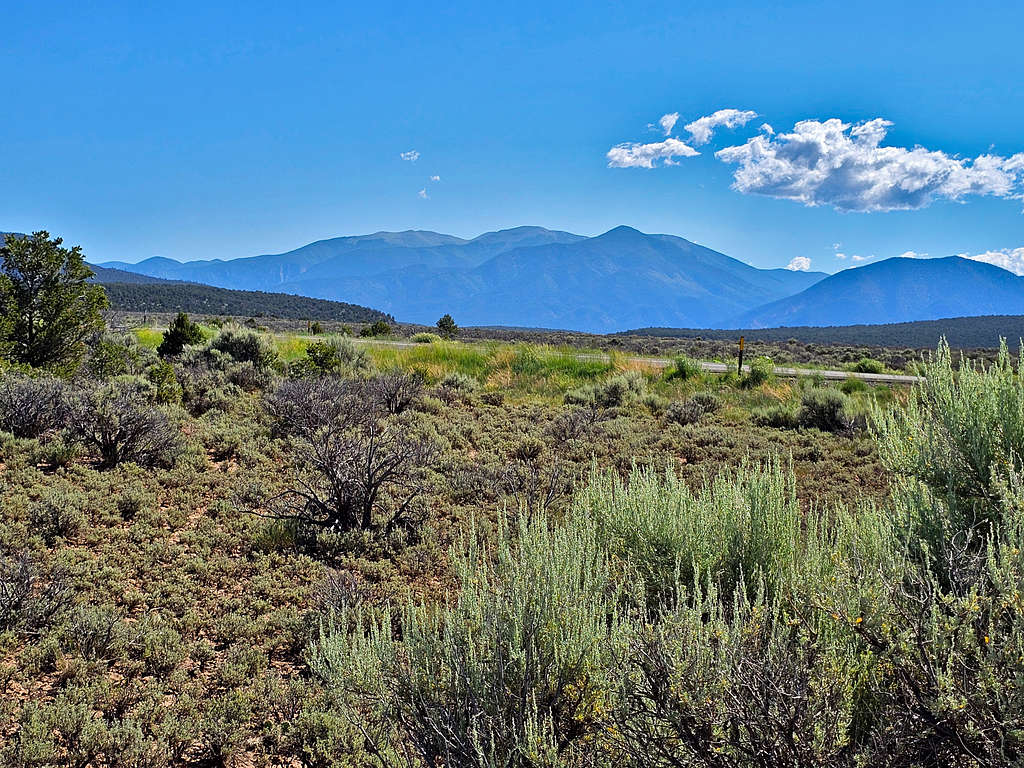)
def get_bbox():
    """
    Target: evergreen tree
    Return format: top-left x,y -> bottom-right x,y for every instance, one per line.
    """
436,313 -> 458,339
0,231 -> 108,372
157,312 -> 204,357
